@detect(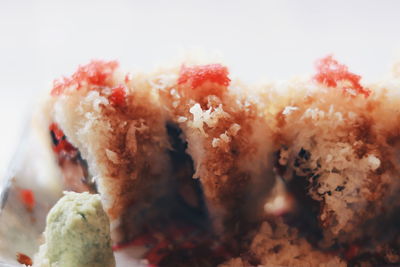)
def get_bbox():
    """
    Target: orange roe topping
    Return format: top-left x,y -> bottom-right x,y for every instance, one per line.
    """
314,55 -> 370,97
16,252 -> 33,266
20,189 -> 35,211
49,123 -> 77,155
178,64 -> 231,89
108,85 -> 126,107
49,122 -> 64,140
51,60 -> 119,96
